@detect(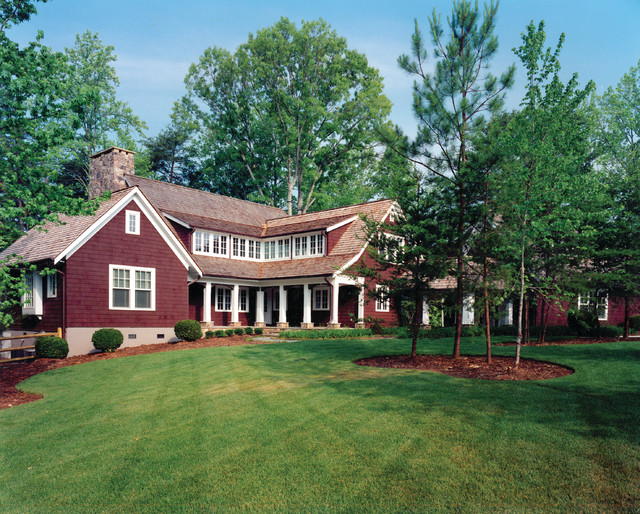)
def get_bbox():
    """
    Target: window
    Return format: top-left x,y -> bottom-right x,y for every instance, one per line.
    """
294,237 -> 301,257
125,210 -> 140,235
255,241 -> 261,259
24,272 -> 34,307
202,233 -> 210,253
22,271 -> 43,315
239,239 -> 246,258
293,233 -> 323,258
109,265 -> 155,310
239,288 -> 248,312
195,231 -> 203,252
232,237 -> 239,257
216,287 -> 232,311
375,285 -> 390,312
47,274 -> 57,298
249,240 -> 255,259
578,293 -> 608,321
194,231 -> 227,256
314,287 -> 330,310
